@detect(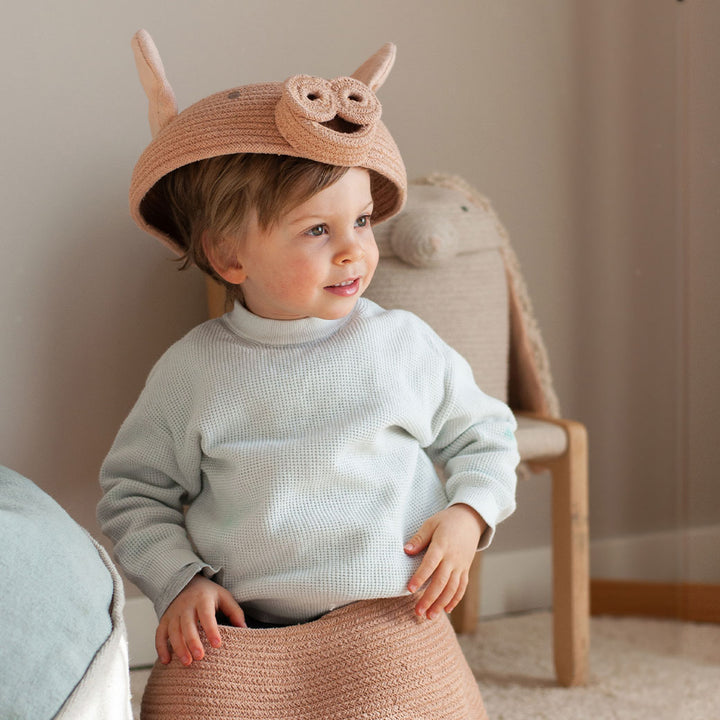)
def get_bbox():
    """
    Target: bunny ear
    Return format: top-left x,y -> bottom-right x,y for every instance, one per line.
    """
131,29 -> 178,137
350,43 -> 396,91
